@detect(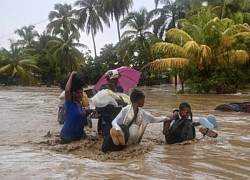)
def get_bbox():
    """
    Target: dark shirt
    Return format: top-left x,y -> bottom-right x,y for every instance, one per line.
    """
166,117 -> 196,144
